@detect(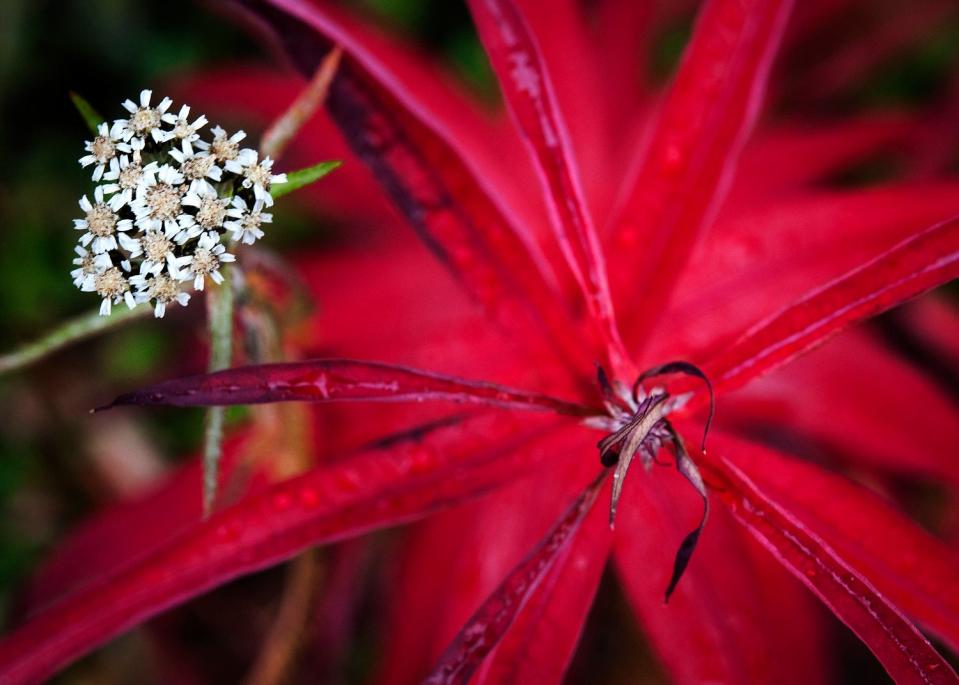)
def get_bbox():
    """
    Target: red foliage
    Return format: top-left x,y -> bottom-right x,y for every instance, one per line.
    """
4,0 -> 959,683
